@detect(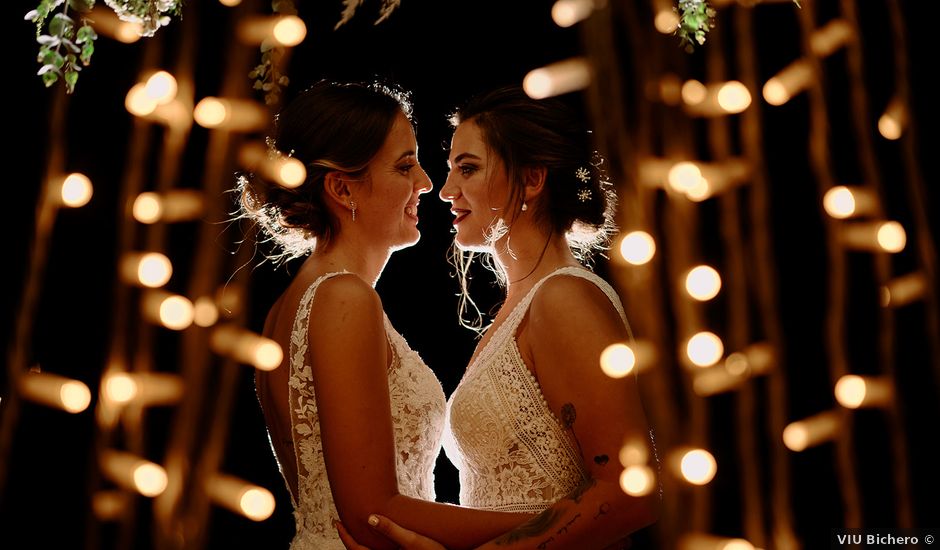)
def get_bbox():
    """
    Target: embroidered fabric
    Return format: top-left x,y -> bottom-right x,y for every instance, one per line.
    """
442,267 -> 629,513
286,272 -> 446,549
